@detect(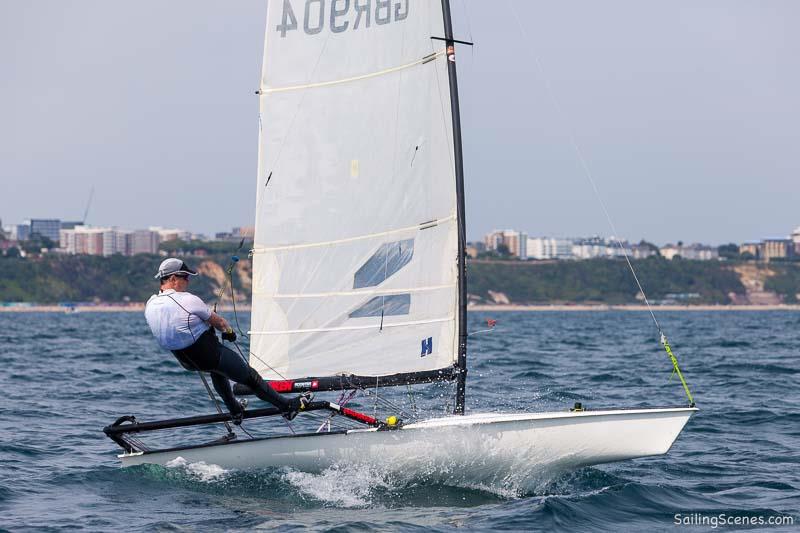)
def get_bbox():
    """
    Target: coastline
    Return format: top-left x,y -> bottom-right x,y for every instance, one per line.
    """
468,304 -> 800,312
2,303 -> 798,313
